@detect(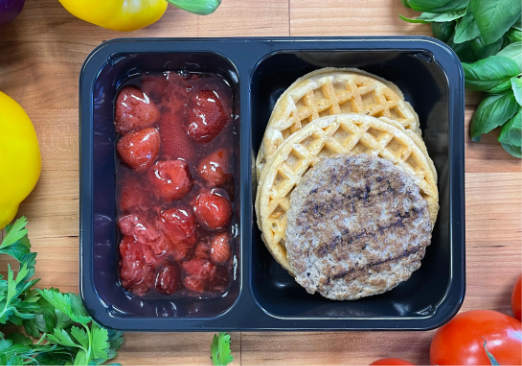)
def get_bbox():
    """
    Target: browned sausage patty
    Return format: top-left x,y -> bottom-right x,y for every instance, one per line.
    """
285,154 -> 431,300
